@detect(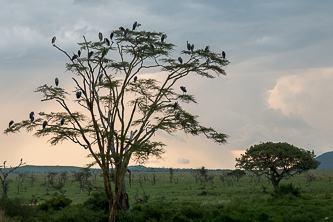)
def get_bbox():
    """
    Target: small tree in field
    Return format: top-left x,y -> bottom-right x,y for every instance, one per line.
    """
0,160 -> 25,198
227,169 -> 246,182
235,142 -> 320,190
4,24 -> 229,221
